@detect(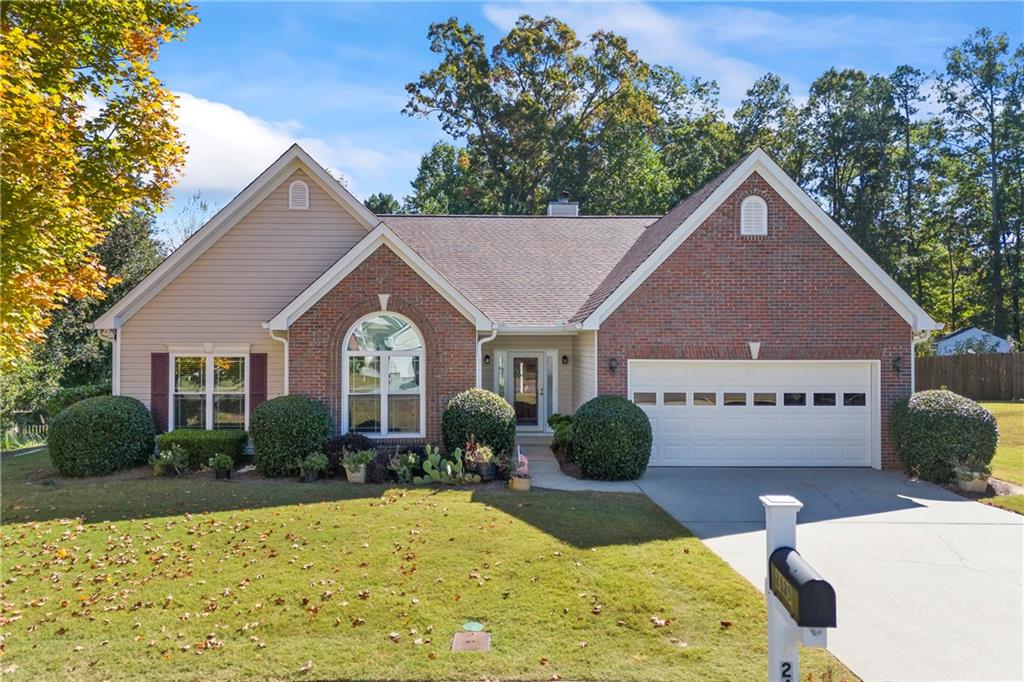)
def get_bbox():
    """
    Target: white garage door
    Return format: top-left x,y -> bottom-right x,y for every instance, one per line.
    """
629,360 -> 876,467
